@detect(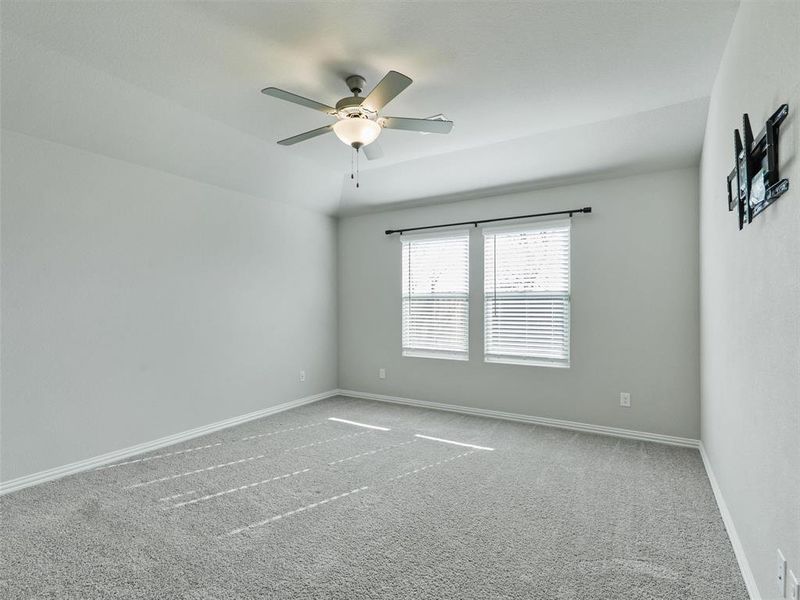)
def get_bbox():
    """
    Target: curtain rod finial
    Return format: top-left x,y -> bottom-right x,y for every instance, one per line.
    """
583,206 -> 592,213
